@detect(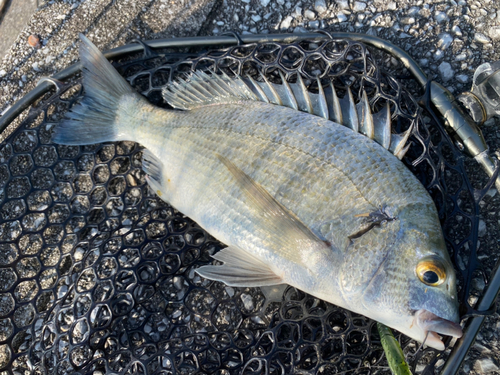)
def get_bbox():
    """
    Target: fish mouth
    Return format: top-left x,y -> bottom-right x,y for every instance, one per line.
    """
414,309 -> 463,350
